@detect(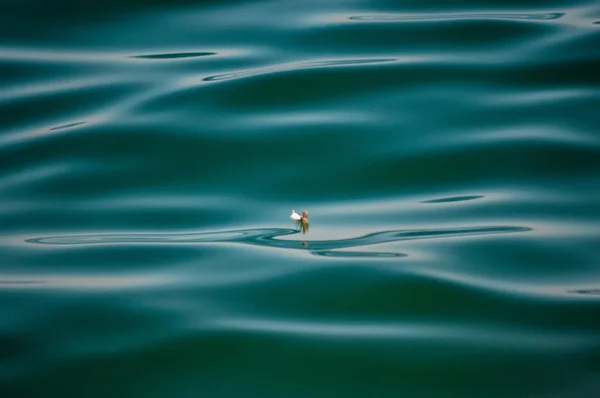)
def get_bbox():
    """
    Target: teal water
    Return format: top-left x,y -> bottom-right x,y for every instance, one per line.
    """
2,0 -> 600,397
